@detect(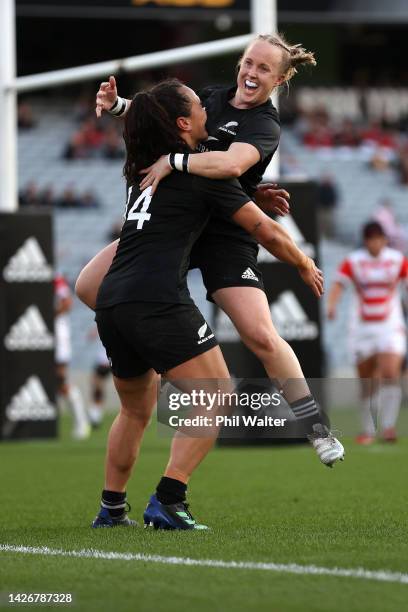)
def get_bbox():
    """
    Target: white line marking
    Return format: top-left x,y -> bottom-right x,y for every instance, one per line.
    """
1,544 -> 407,585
